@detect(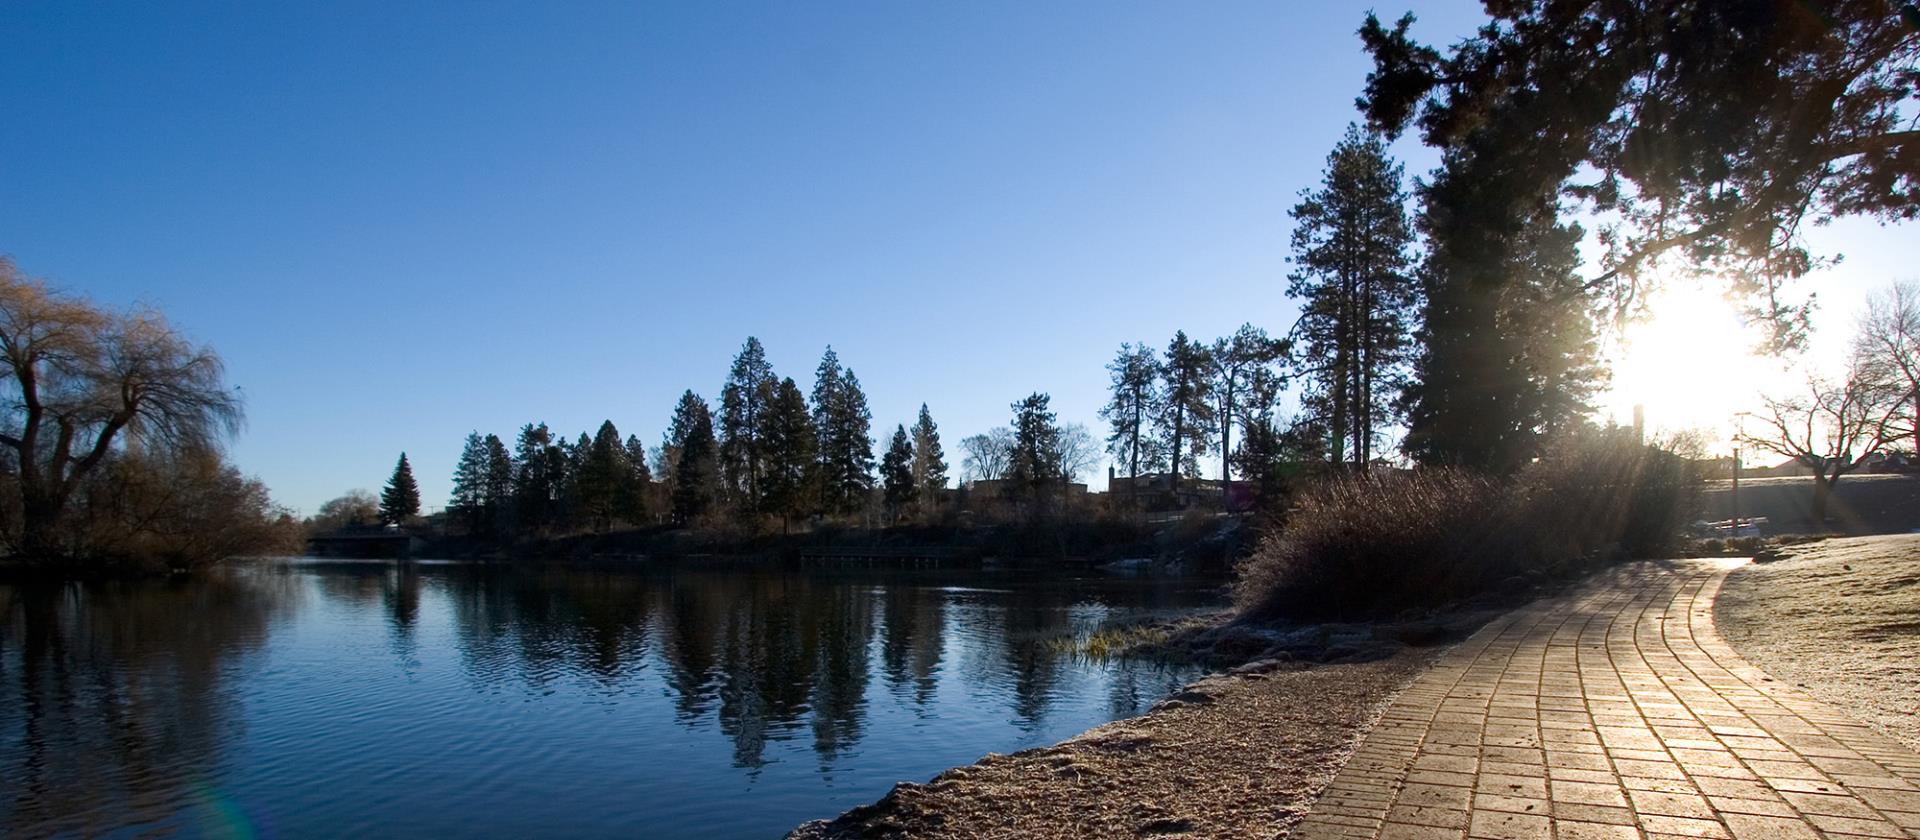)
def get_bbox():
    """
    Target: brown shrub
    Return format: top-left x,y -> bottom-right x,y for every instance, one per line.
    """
1234,431 -> 1700,621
